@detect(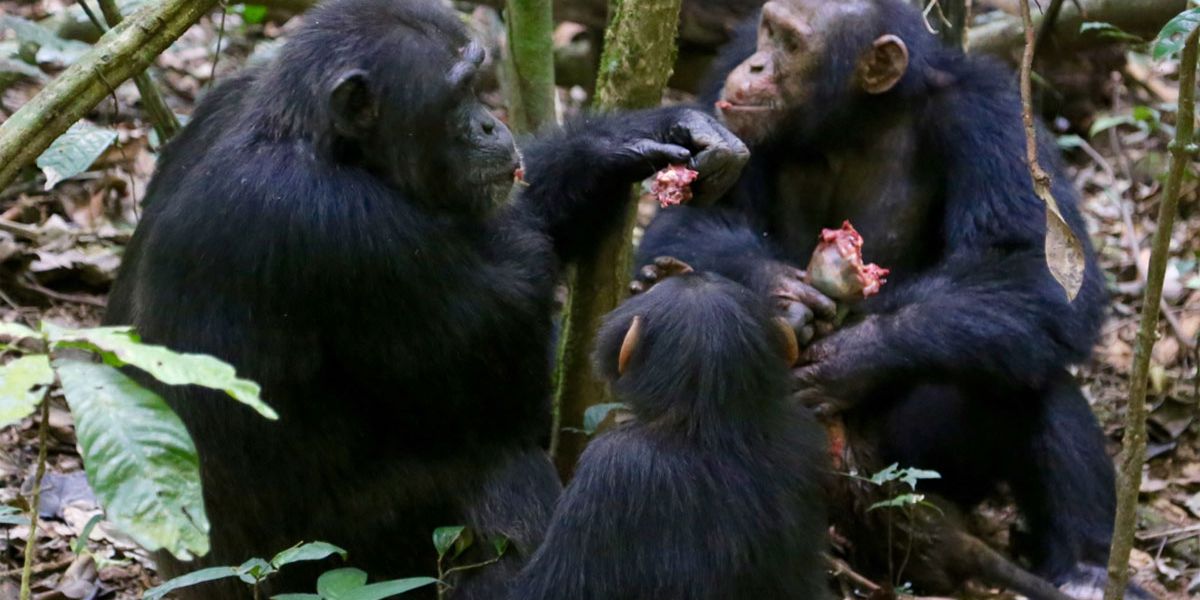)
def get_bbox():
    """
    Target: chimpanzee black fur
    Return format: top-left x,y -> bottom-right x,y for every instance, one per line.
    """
509,272 -> 830,600
104,0 -> 746,597
636,0 -> 1121,594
